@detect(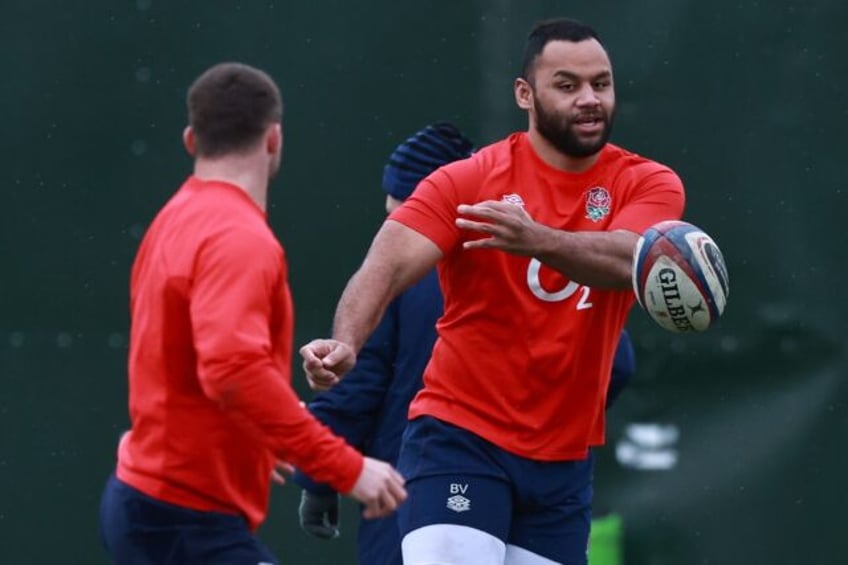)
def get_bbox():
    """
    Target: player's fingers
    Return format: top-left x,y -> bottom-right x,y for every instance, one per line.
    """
271,458 -> 292,485
462,201 -> 532,230
302,350 -> 338,378
361,503 -> 378,520
389,466 -> 405,484
313,364 -> 341,380
307,373 -> 339,392
378,489 -> 399,516
299,341 -> 317,356
300,345 -> 325,369
275,460 -> 295,475
322,345 -> 353,372
455,218 -> 499,234
488,200 -> 524,212
301,339 -> 333,358
462,238 -> 500,250
365,478 -> 406,519
457,201 -> 504,218
271,469 -> 287,485
302,358 -> 324,376
387,477 -> 407,504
